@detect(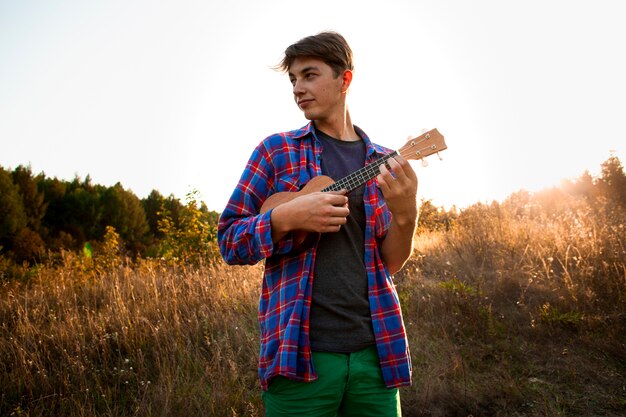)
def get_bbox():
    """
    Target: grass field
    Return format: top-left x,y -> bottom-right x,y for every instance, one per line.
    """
1,194 -> 625,416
